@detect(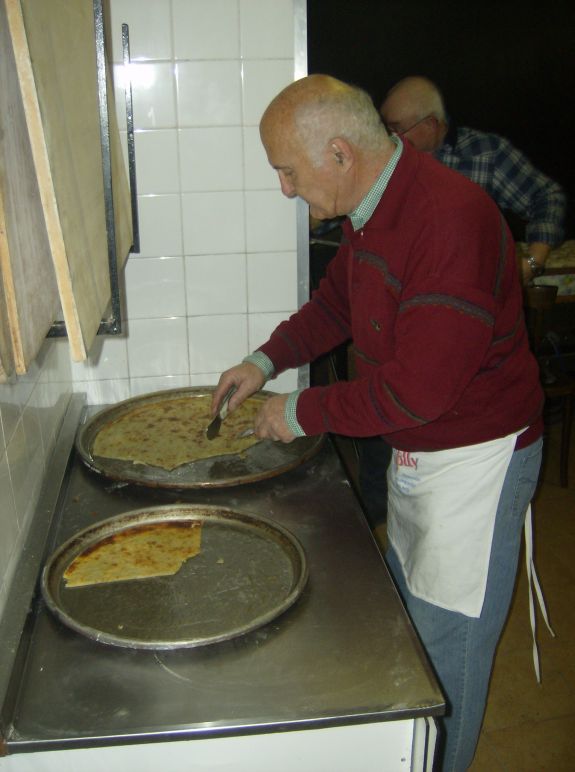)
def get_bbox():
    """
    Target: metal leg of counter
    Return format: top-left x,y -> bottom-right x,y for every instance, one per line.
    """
411,716 -> 438,772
